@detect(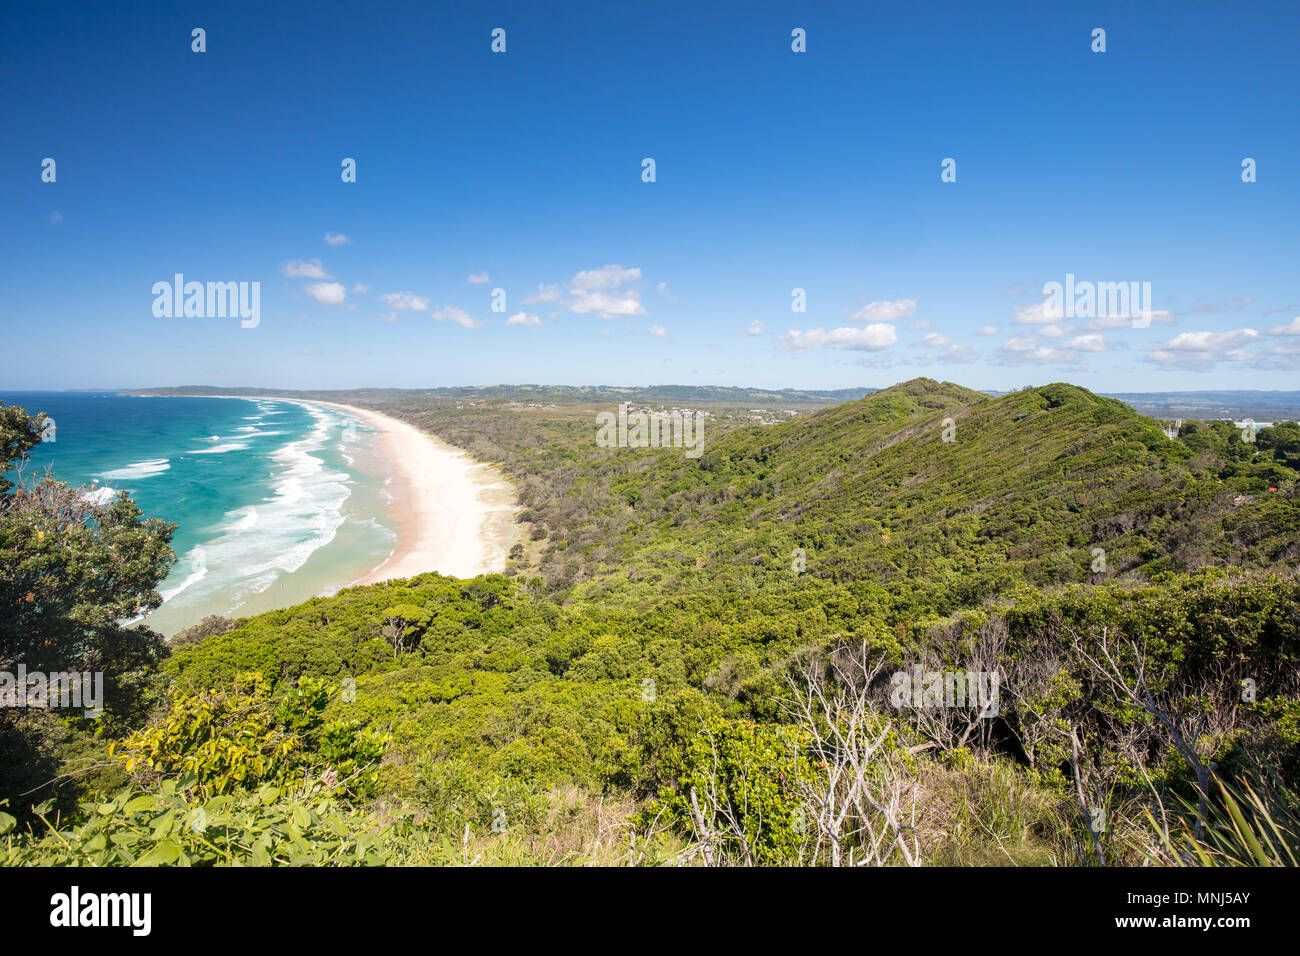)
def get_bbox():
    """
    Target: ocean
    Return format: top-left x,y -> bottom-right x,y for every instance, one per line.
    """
0,392 -> 397,636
